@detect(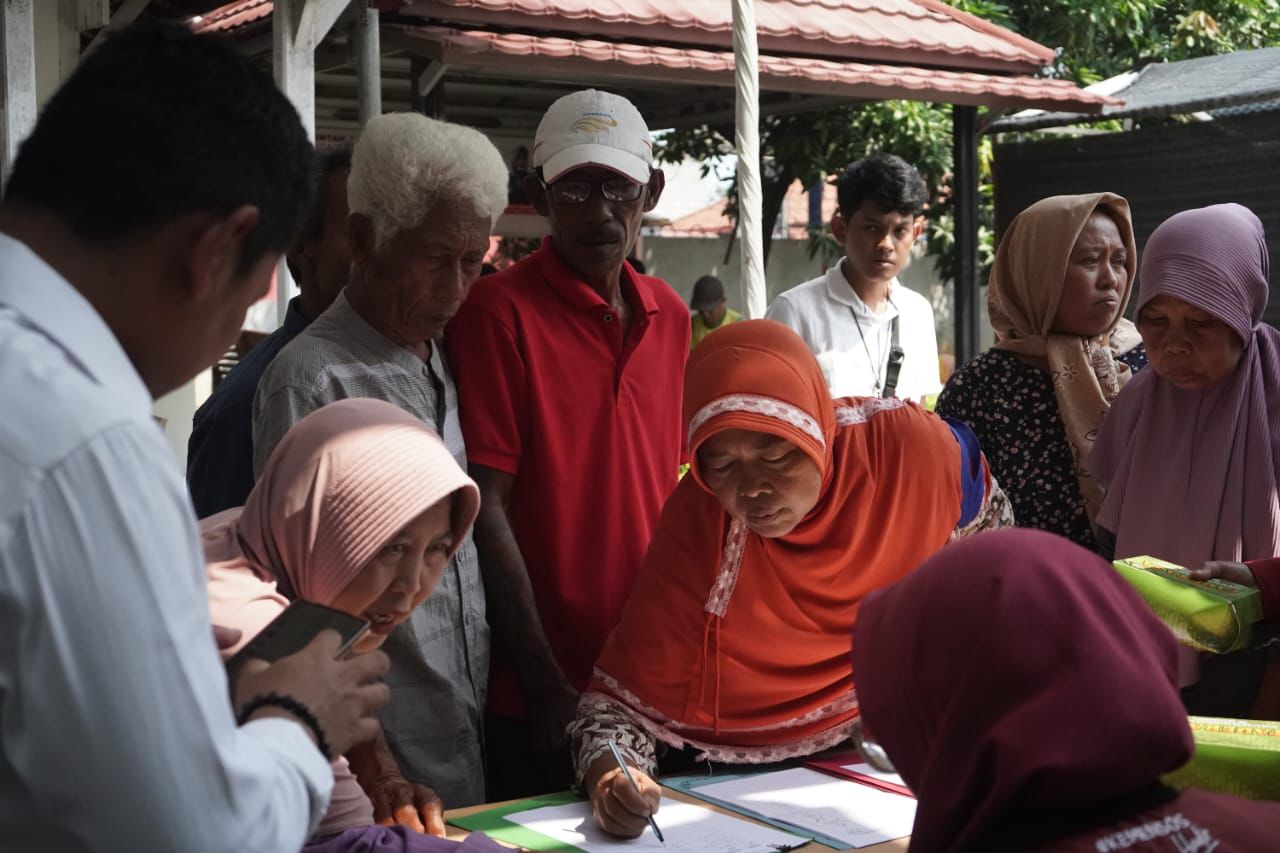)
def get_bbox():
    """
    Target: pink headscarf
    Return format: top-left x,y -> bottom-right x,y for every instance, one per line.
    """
853,529 -> 1193,852
203,398 -> 480,605
204,398 -> 480,839
1089,203 -> 1280,566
